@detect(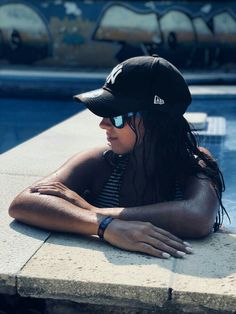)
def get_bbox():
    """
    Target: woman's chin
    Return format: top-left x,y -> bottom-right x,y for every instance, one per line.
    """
107,140 -> 133,155
111,146 -> 131,155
